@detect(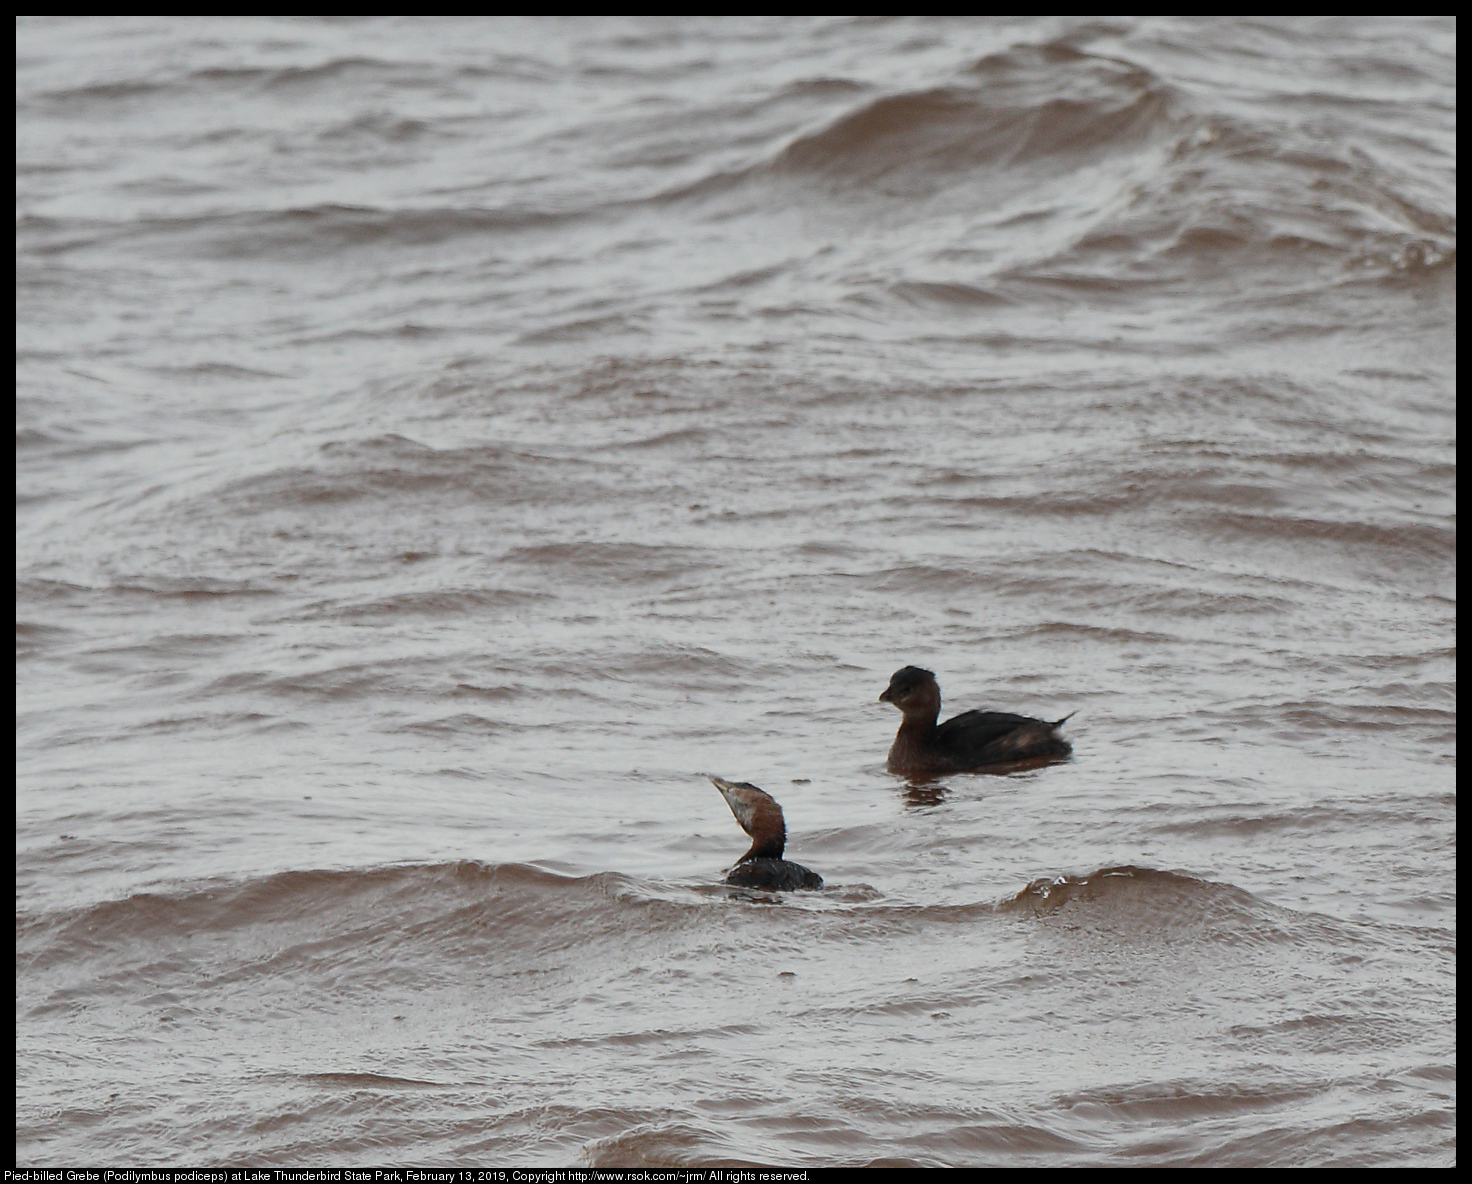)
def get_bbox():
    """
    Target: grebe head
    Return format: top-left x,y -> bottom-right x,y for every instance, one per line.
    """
879,665 -> 941,721
708,775 -> 787,862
